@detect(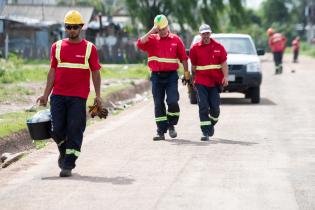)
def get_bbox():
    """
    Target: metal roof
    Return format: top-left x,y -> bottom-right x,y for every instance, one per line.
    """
0,4 -> 94,26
